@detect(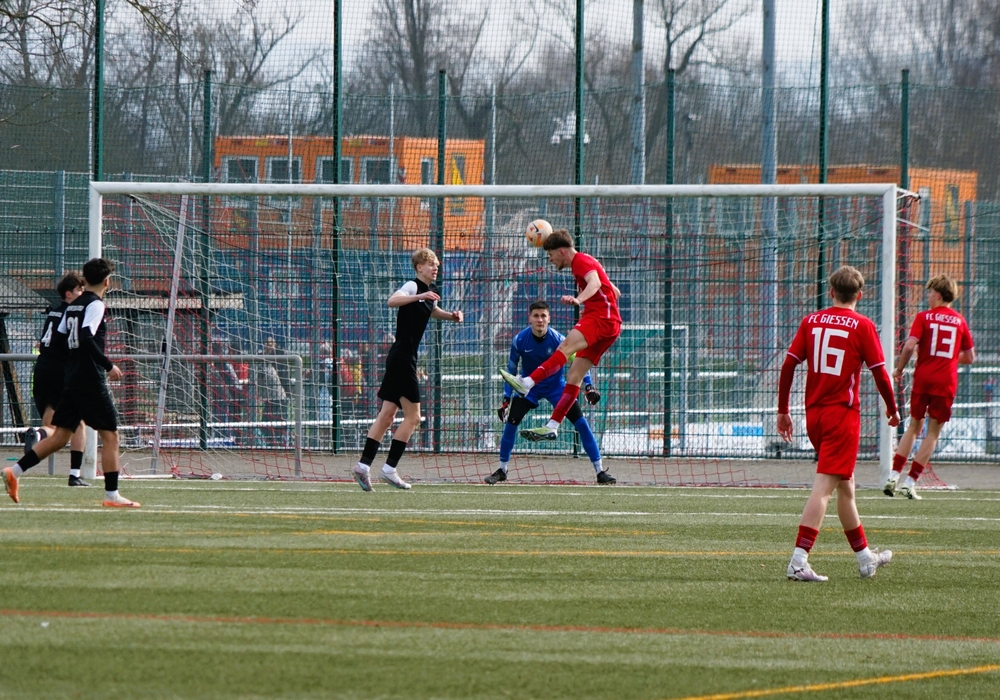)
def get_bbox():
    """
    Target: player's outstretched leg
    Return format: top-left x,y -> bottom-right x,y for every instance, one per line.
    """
5,426 -> 76,504
520,385 -> 579,442
2,467 -> 19,504
498,368 -> 532,397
